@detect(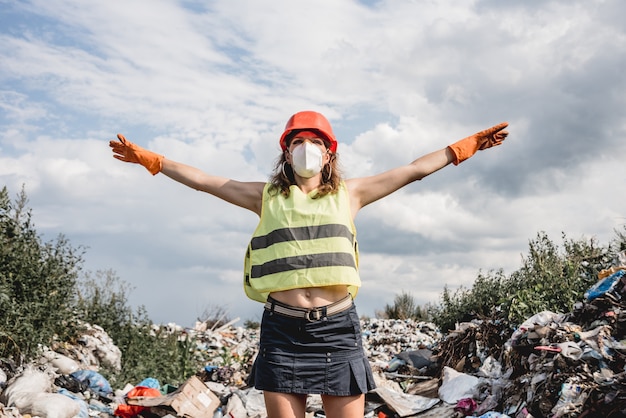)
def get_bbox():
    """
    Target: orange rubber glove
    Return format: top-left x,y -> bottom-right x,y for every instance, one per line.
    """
109,134 -> 164,175
447,122 -> 509,165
